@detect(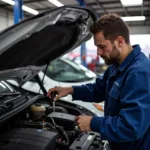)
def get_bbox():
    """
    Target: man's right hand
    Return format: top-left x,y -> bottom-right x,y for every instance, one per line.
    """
47,86 -> 73,101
